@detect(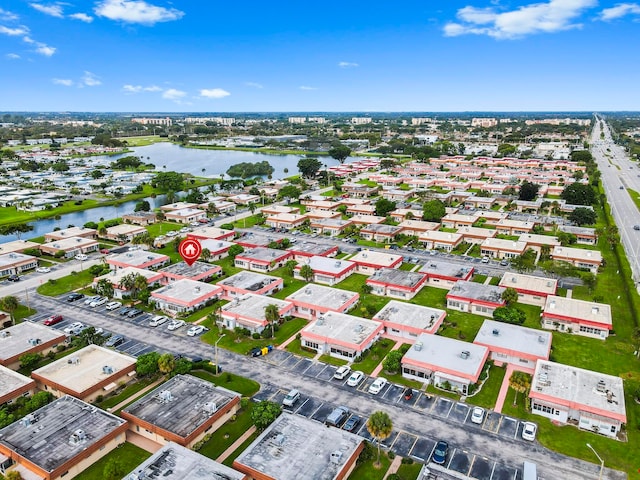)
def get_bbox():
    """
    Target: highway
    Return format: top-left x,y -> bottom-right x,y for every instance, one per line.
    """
591,117 -> 640,291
